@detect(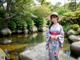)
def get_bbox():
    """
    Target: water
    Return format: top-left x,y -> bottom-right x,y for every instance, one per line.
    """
0,32 -> 46,60
0,32 -> 70,60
